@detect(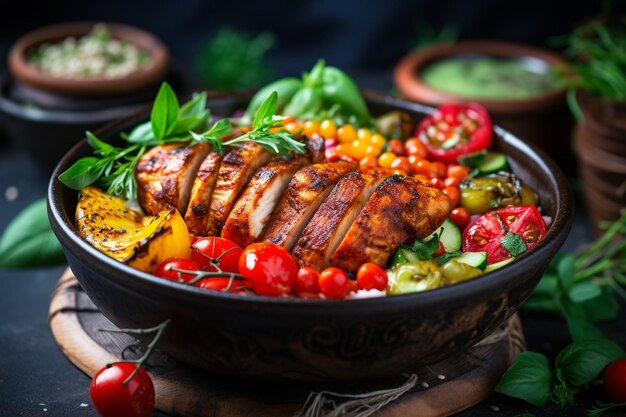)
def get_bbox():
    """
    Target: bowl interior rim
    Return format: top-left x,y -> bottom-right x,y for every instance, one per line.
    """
48,92 -> 573,311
